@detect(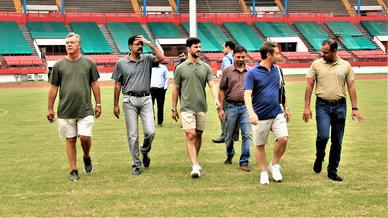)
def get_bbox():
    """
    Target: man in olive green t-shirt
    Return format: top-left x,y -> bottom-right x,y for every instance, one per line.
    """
47,32 -> 101,182
172,37 -> 220,178
303,39 -> 364,182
